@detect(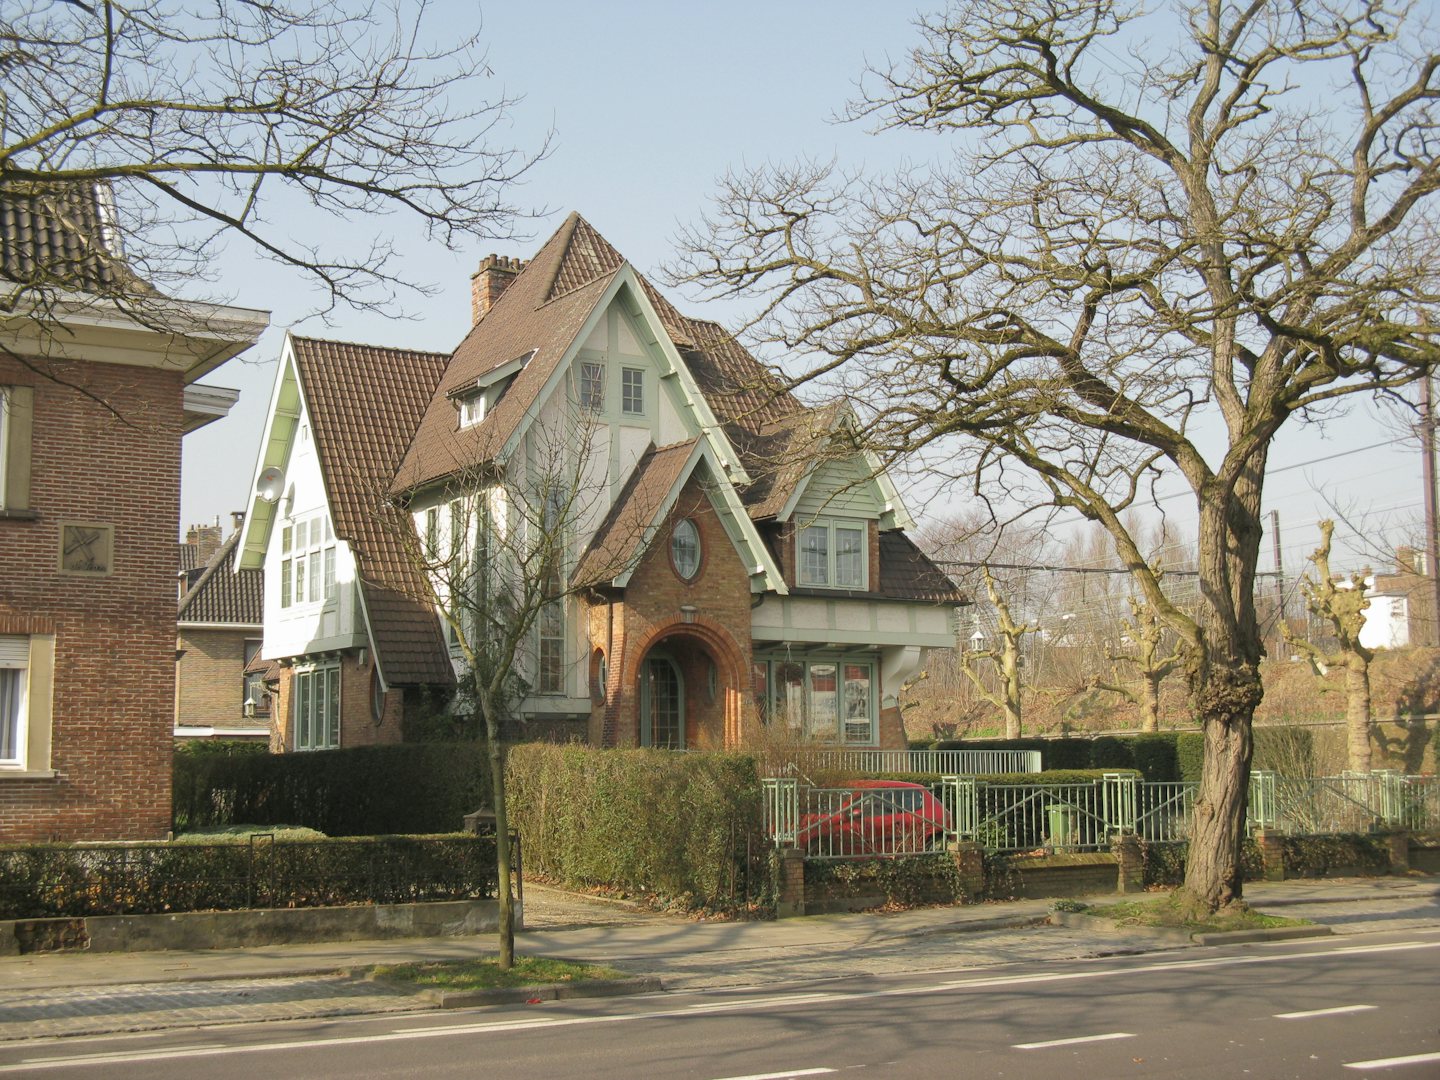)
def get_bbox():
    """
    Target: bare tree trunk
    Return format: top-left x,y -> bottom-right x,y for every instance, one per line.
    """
1345,658 -> 1373,774
1002,641 -> 1022,739
1141,675 -> 1161,734
1179,475 -> 1265,915
483,701 -> 514,969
